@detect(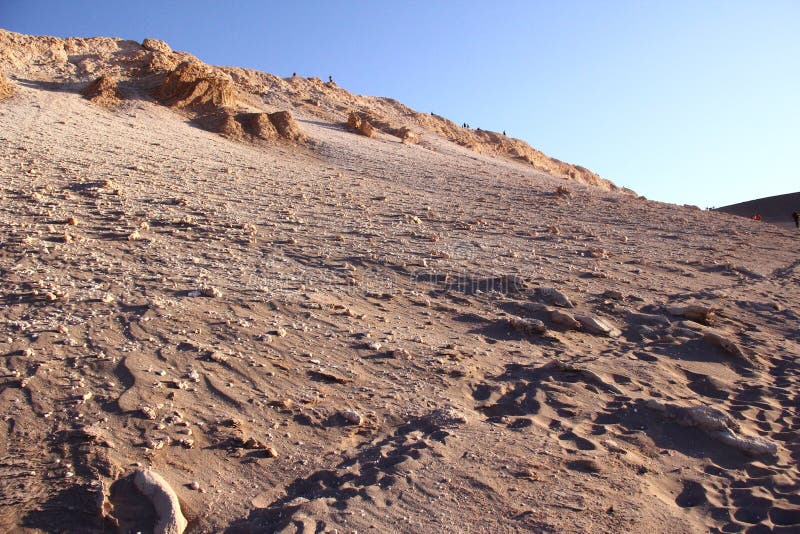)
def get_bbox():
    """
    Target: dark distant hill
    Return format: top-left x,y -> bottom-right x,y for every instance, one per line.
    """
716,192 -> 800,228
